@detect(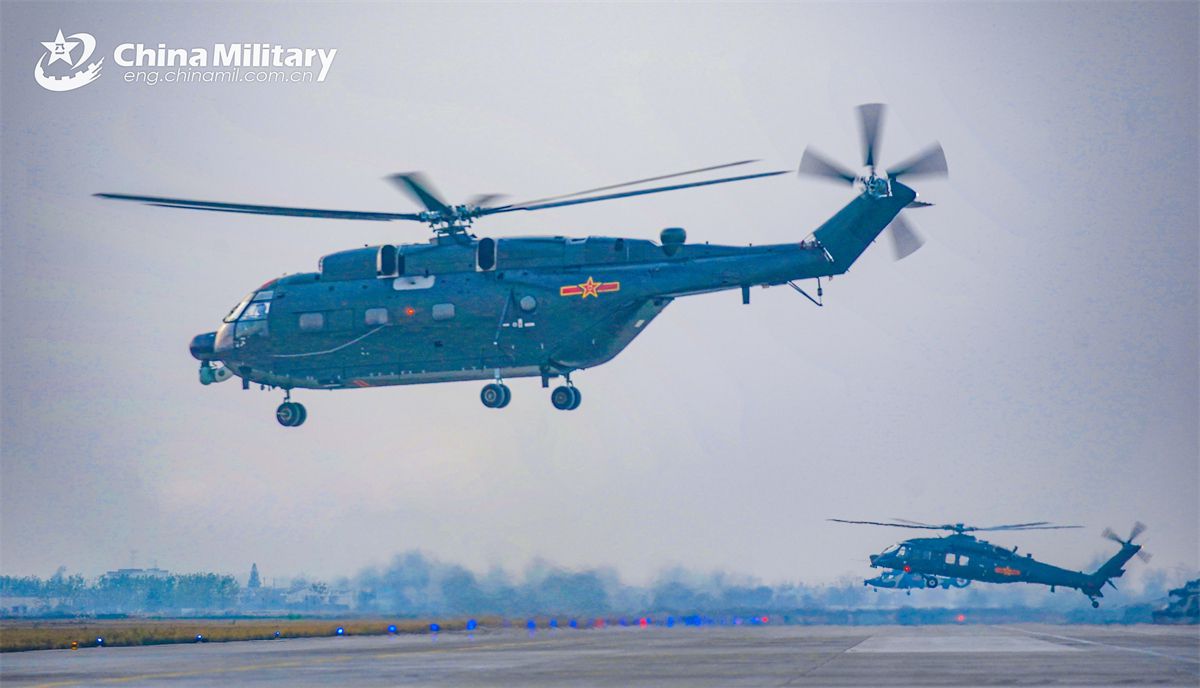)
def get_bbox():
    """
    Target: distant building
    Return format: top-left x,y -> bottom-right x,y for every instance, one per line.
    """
99,567 -> 170,583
